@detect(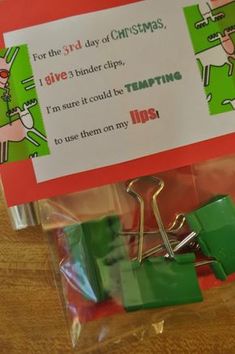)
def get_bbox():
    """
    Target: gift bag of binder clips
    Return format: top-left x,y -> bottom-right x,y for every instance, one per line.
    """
39,154 -> 235,350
